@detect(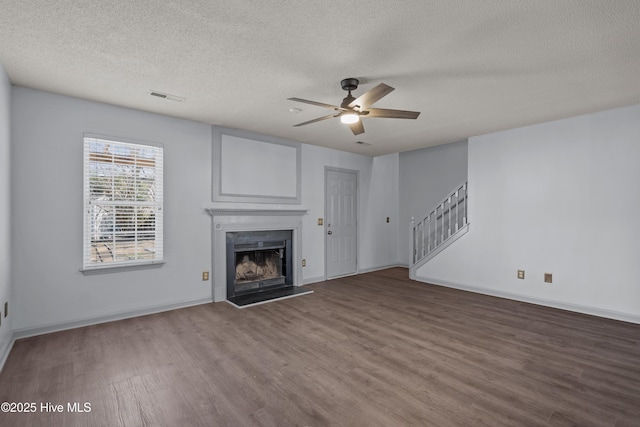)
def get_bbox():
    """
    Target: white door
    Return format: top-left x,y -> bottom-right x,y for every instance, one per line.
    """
325,169 -> 357,278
